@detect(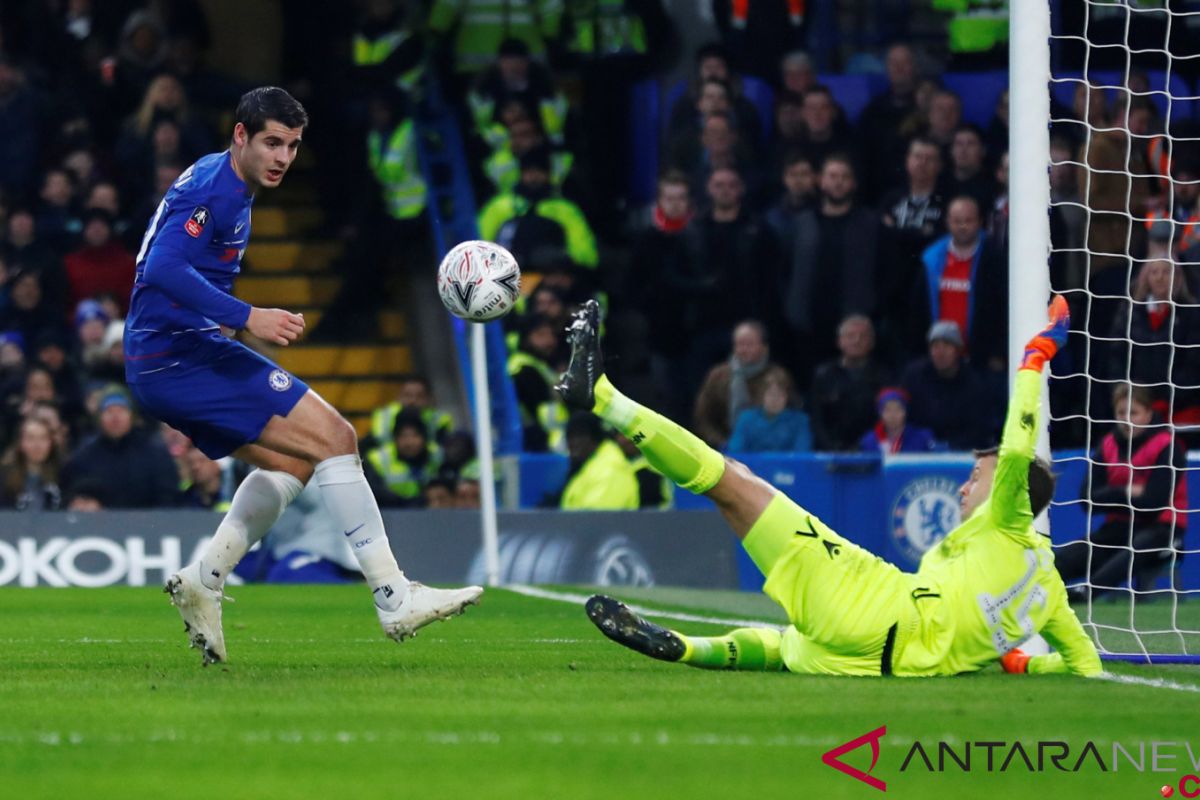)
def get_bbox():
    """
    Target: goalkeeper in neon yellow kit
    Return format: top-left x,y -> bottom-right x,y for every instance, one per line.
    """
558,296 -> 1101,677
